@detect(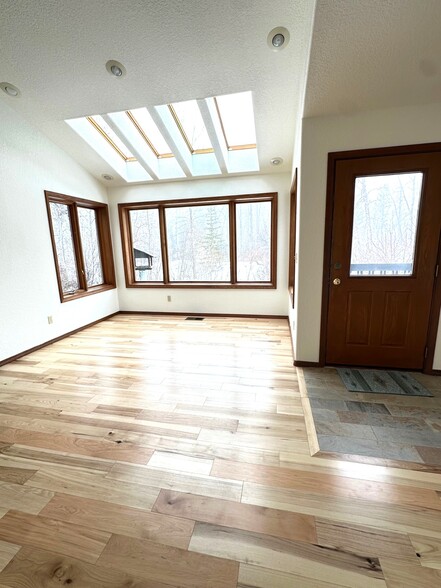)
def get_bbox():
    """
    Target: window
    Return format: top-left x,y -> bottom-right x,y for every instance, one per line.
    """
45,191 -> 116,302
168,100 -> 213,154
214,91 -> 256,150
87,115 -> 137,162
349,173 -> 423,276
67,91 -> 258,181
126,109 -> 174,159
119,193 -> 277,288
